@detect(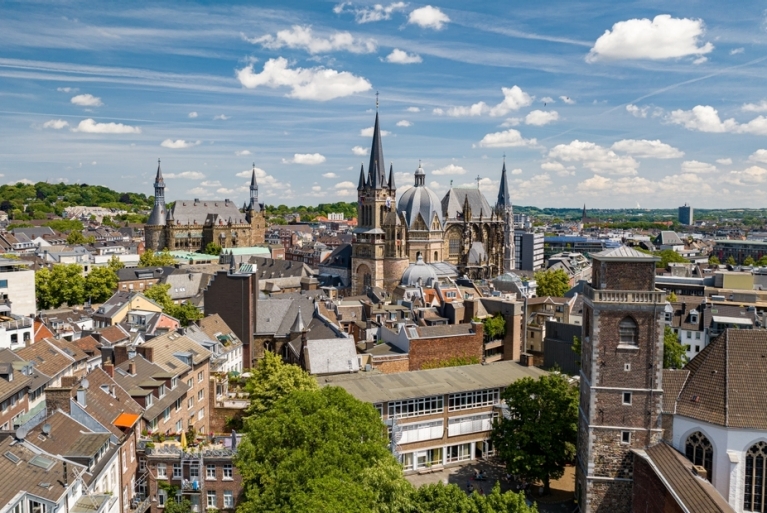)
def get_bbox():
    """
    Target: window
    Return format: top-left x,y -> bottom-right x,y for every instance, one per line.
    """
618,317 -> 639,345
695,332 -> 701,340
397,420 -> 444,444
190,464 -> 199,479
176,420 -> 183,433
223,491 -> 233,508
624,363 -> 631,372
223,464 -> 233,480
10,334 -> 17,345
173,463 -> 182,479
198,371 -> 204,383
686,331 -> 692,339
449,238 -> 460,256
198,390 -> 204,401
685,431 -> 712,482
695,346 -> 701,353
157,463 -> 167,479
188,397 -> 194,409
187,378 -> 193,389
448,389 -> 500,411
745,442 -> 767,512
446,443 -> 472,463
206,464 -> 216,480
622,392 -> 632,405
171,377 -> 178,389
139,458 -> 146,472
206,492 -> 217,508
0,280 -> 8,288
198,407 -> 204,420
158,384 -> 166,398
447,413 -> 493,437
175,398 -> 182,412
388,396 -> 443,419
621,431 -> 631,444
163,407 -> 170,422
158,490 -> 167,508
